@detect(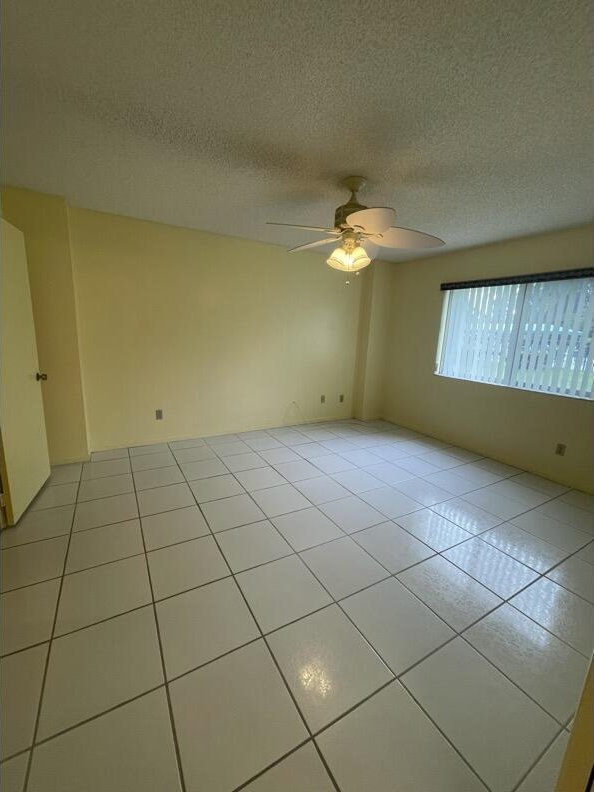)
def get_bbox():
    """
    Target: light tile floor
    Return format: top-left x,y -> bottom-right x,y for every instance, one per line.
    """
1,419 -> 592,792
